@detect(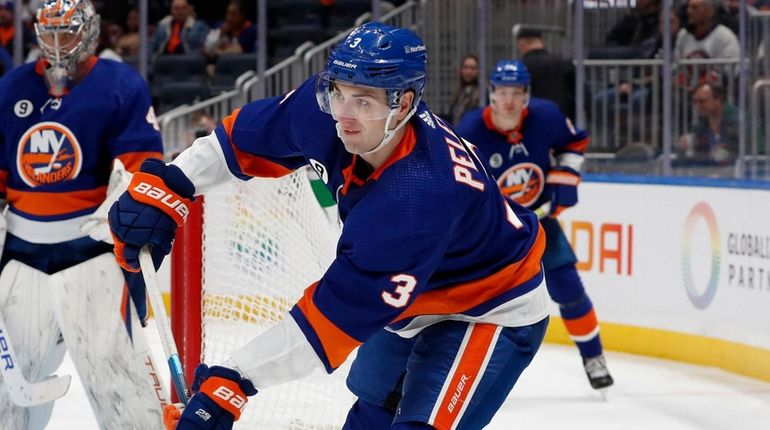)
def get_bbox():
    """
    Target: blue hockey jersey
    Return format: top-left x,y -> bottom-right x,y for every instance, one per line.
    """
454,98 -> 589,210
210,76 -> 549,372
0,58 -> 163,243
